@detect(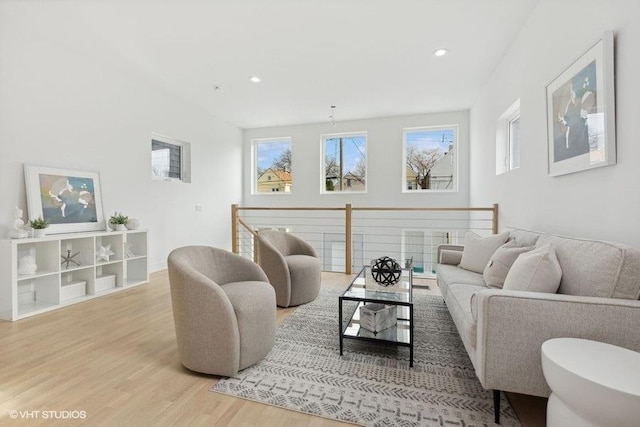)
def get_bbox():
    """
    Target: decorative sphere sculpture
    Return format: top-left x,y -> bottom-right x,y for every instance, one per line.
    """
126,218 -> 140,230
370,256 -> 402,287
